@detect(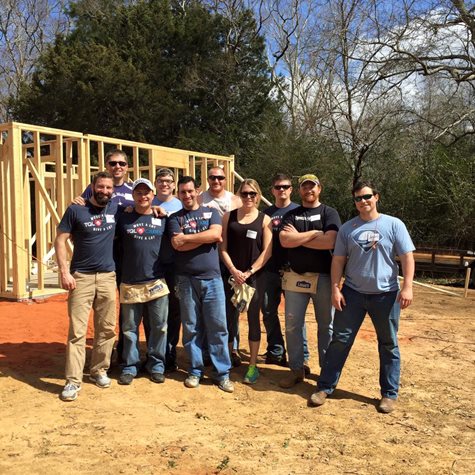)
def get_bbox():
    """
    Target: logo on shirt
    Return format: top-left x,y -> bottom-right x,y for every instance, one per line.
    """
180,214 -> 211,234
83,214 -> 113,232
125,221 -> 163,241
353,229 -> 382,252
